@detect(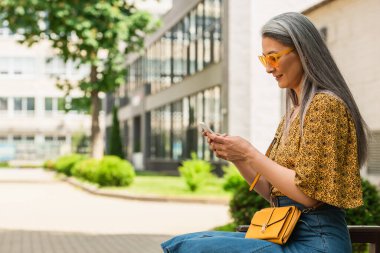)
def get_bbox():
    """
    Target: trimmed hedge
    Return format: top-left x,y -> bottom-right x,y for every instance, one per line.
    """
95,156 -> 135,187
52,154 -> 136,187
43,160 -> 55,170
72,158 -> 99,182
55,154 -> 86,176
